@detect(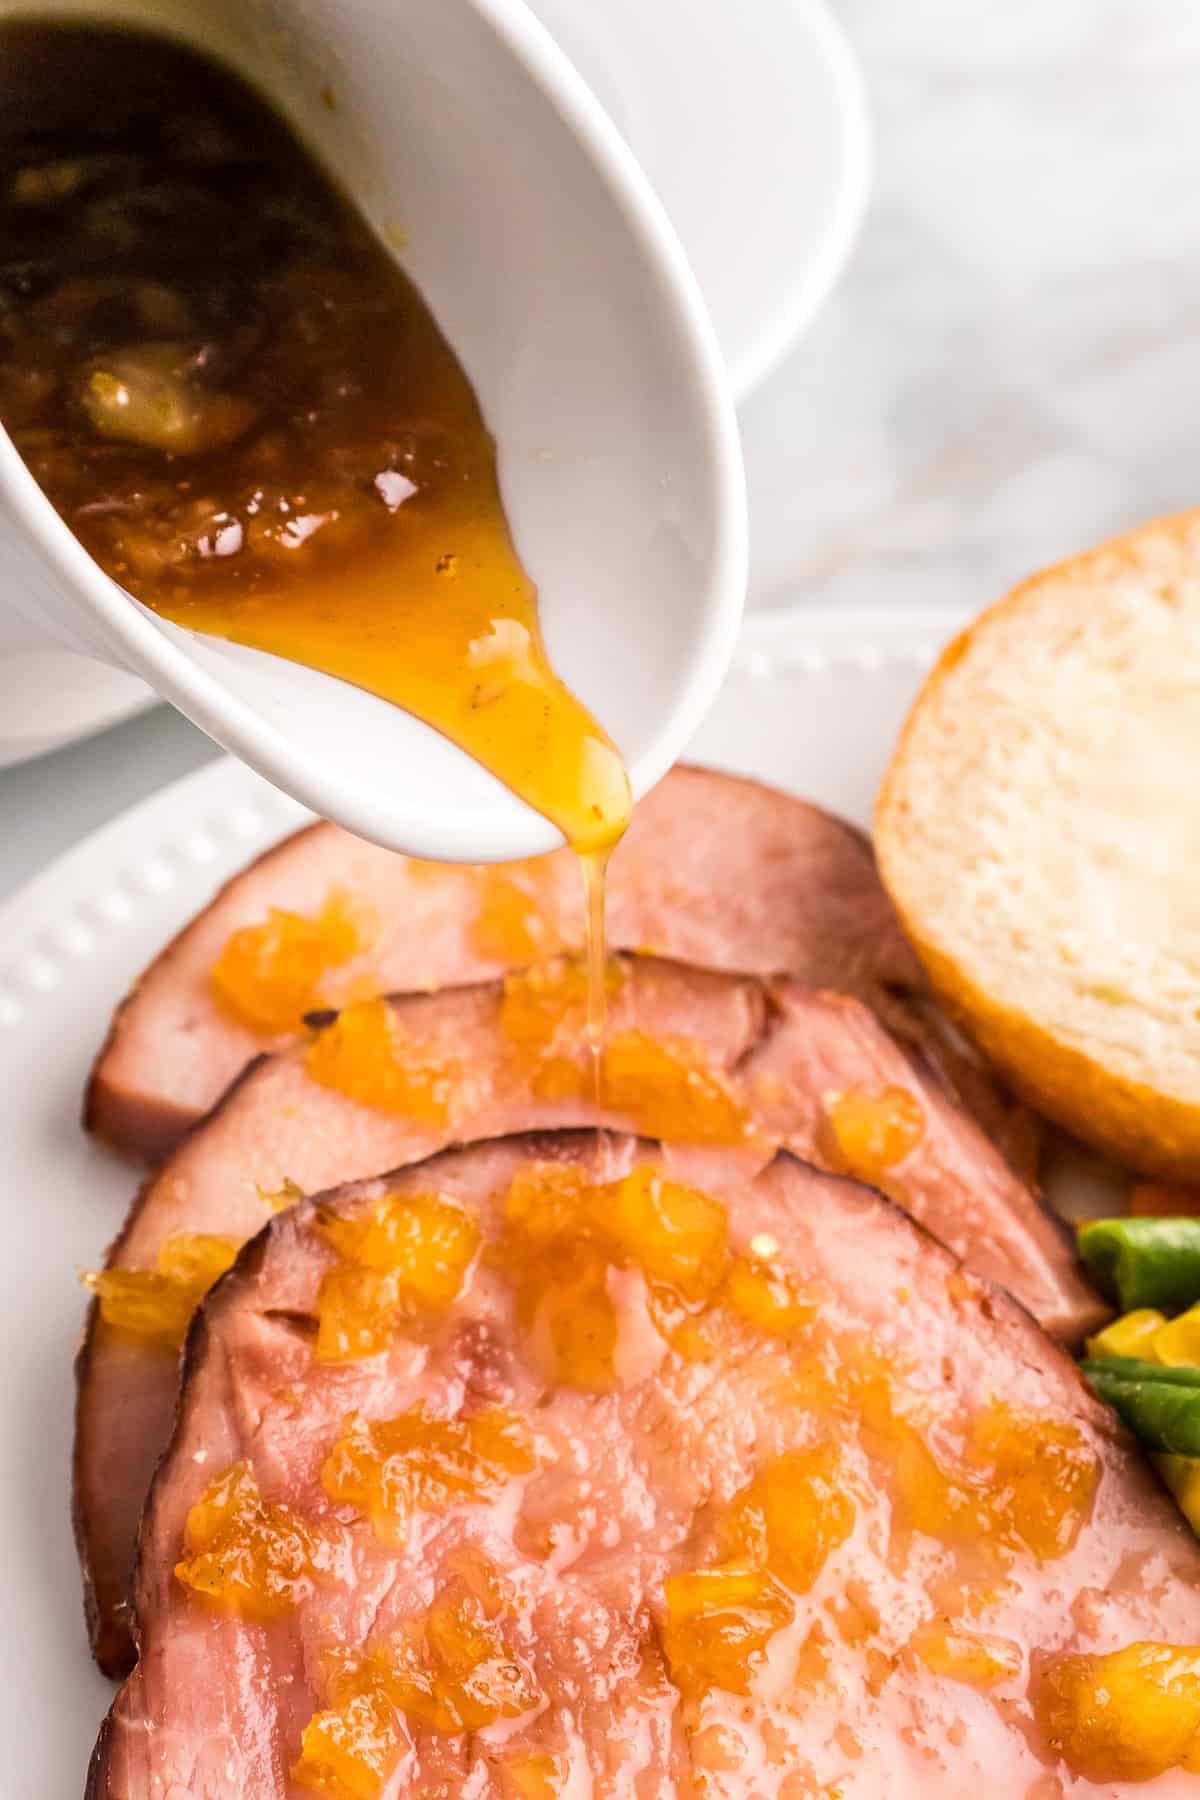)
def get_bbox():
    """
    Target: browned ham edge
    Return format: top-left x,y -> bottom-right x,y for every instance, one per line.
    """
75,955 -> 1101,1680
85,766 -> 928,1163
88,1133 -> 1199,1800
